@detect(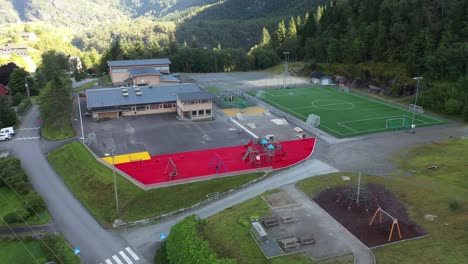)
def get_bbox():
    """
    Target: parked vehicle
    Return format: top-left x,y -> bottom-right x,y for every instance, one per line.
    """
0,133 -> 12,141
0,127 -> 15,136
